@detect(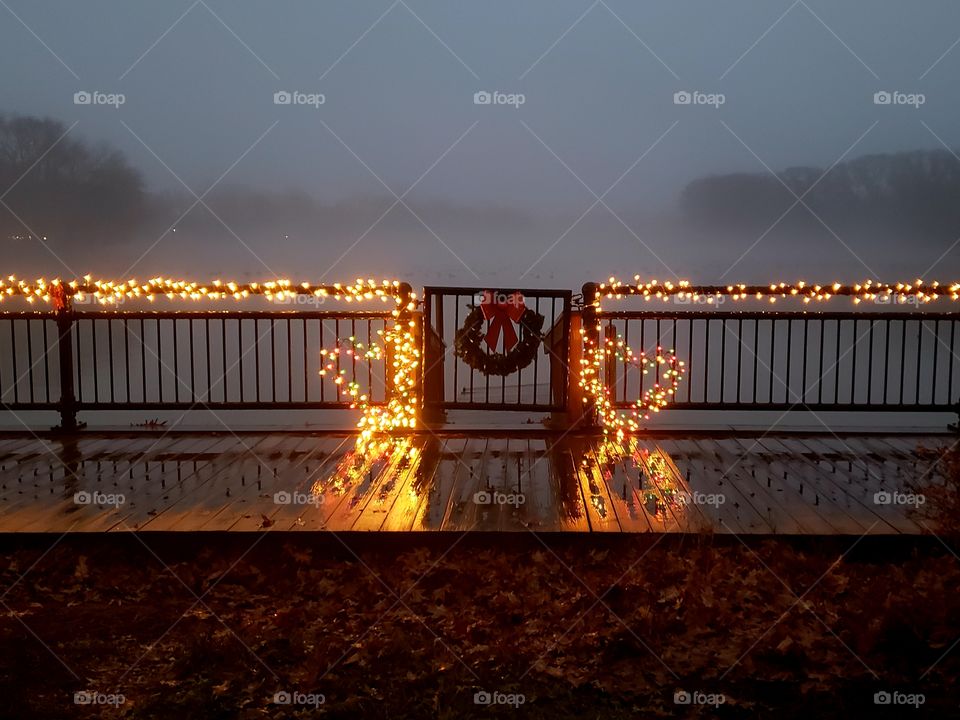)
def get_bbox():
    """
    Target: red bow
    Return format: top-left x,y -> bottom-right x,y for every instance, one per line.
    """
480,291 -> 526,352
